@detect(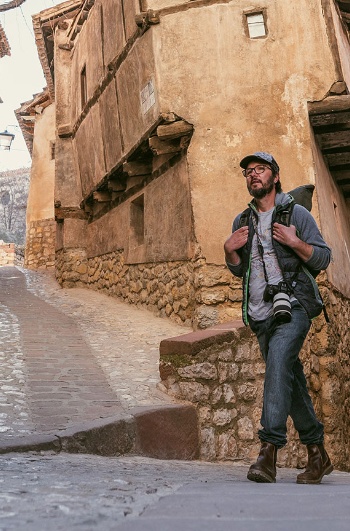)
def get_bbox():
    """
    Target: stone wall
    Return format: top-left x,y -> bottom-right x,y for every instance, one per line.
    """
55,249 -> 244,329
0,241 -> 15,266
24,219 -> 55,270
159,280 -> 350,472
